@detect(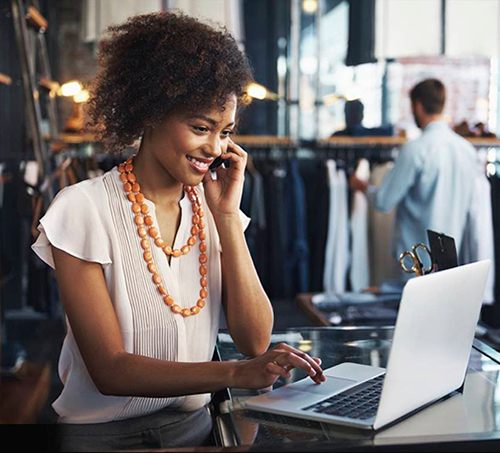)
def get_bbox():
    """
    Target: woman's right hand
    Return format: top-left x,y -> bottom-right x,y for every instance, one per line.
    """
232,343 -> 326,390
